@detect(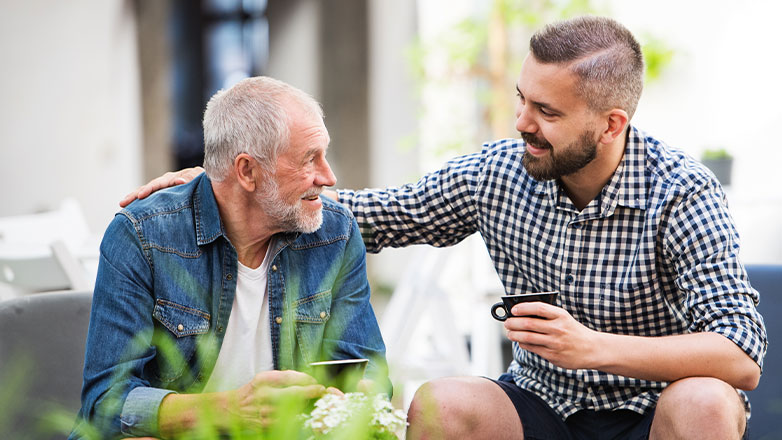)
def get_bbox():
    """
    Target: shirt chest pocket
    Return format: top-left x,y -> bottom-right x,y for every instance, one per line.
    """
151,299 -> 211,383
292,289 -> 331,363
